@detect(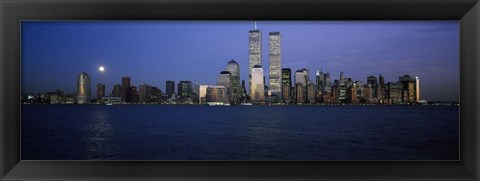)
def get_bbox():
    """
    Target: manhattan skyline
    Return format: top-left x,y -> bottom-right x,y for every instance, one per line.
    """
21,21 -> 459,101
